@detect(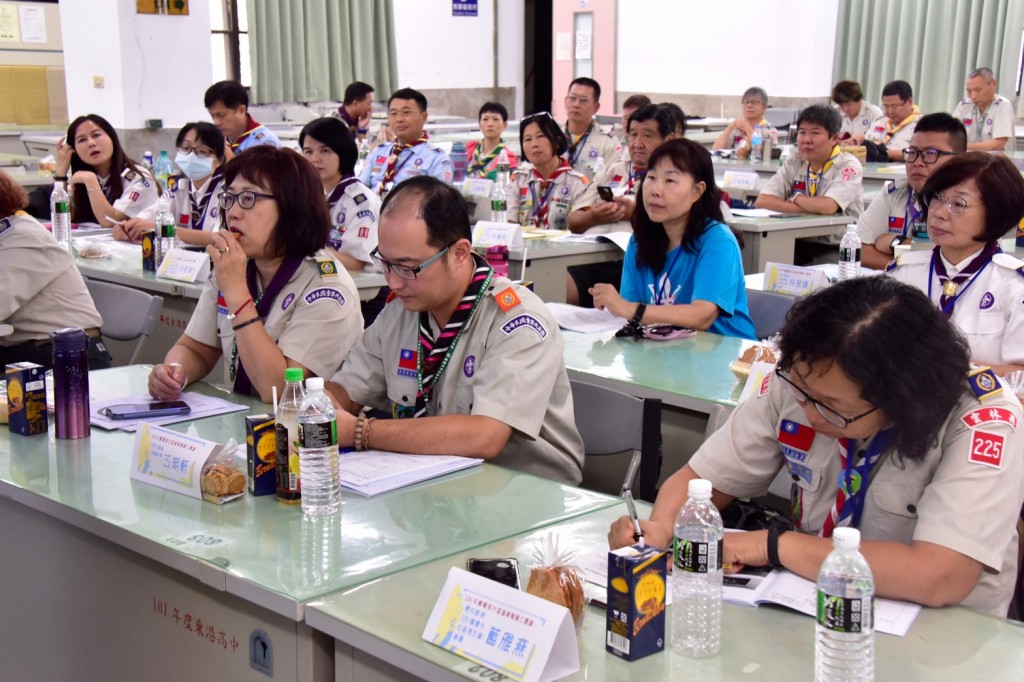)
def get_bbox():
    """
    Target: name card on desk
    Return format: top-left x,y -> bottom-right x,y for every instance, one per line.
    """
131,423 -> 219,501
423,567 -> 579,682
473,221 -> 524,248
763,262 -> 830,296
721,170 -> 759,190
157,248 -> 211,282
464,178 -> 494,199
